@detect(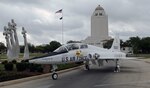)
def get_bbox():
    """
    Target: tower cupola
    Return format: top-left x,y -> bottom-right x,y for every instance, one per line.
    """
95,5 -> 104,11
